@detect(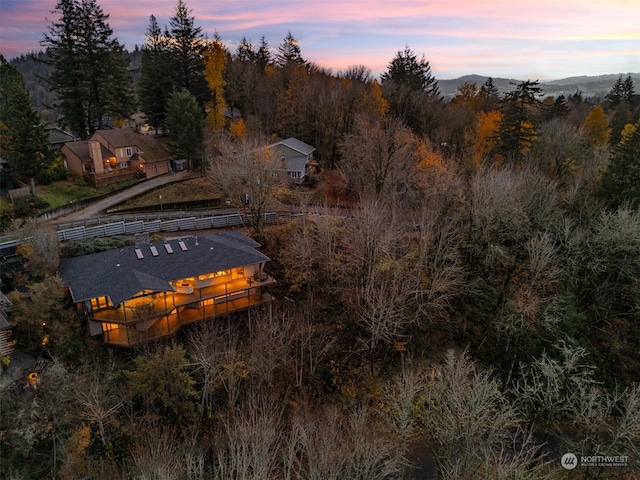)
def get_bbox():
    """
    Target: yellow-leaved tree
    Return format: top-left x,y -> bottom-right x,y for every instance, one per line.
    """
582,105 -> 611,147
204,37 -> 228,130
360,80 -> 389,118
